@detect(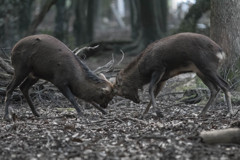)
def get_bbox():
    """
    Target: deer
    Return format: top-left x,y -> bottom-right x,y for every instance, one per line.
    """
113,32 -> 233,118
4,34 -> 113,121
